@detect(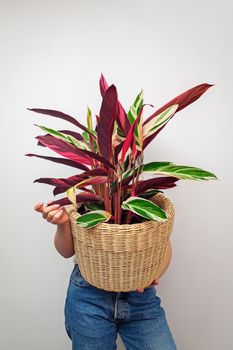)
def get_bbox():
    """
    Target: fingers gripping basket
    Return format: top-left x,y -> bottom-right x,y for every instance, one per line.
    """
65,193 -> 175,292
